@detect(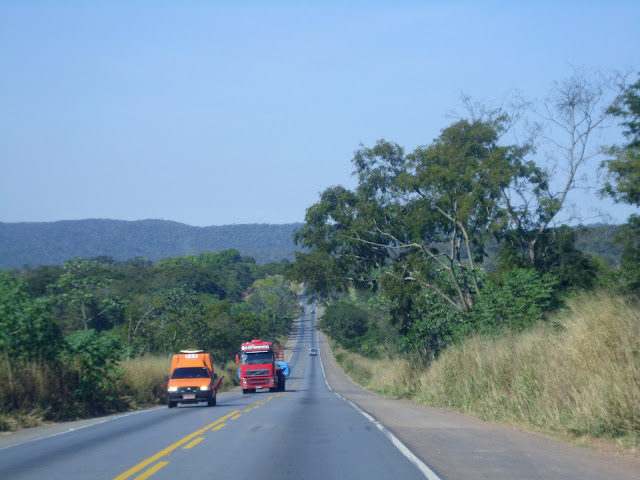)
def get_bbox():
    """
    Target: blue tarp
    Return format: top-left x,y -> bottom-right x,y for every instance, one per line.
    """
276,361 -> 290,377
